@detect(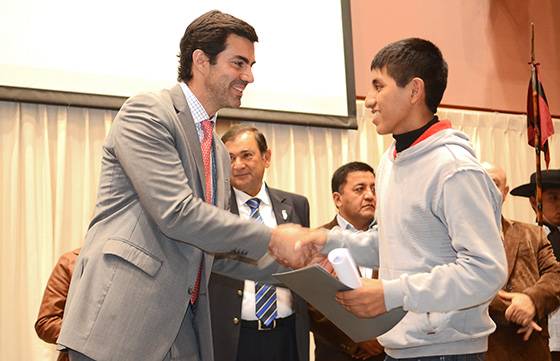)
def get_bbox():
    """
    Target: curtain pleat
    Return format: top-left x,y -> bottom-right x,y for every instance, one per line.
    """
0,101 -> 115,361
